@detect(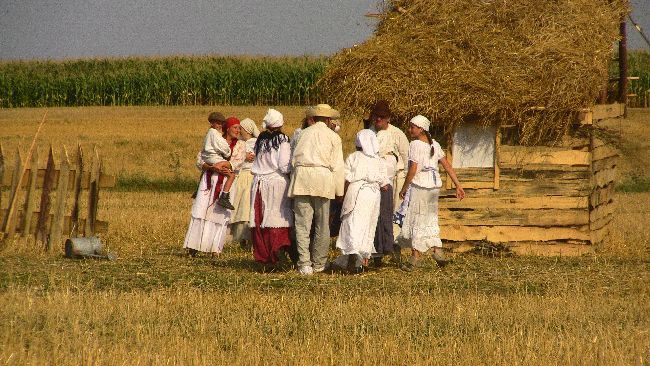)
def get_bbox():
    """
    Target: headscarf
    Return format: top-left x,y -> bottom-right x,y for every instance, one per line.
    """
261,108 -> 283,129
224,117 -> 241,132
240,118 -> 260,138
355,129 -> 380,158
409,115 -> 431,131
